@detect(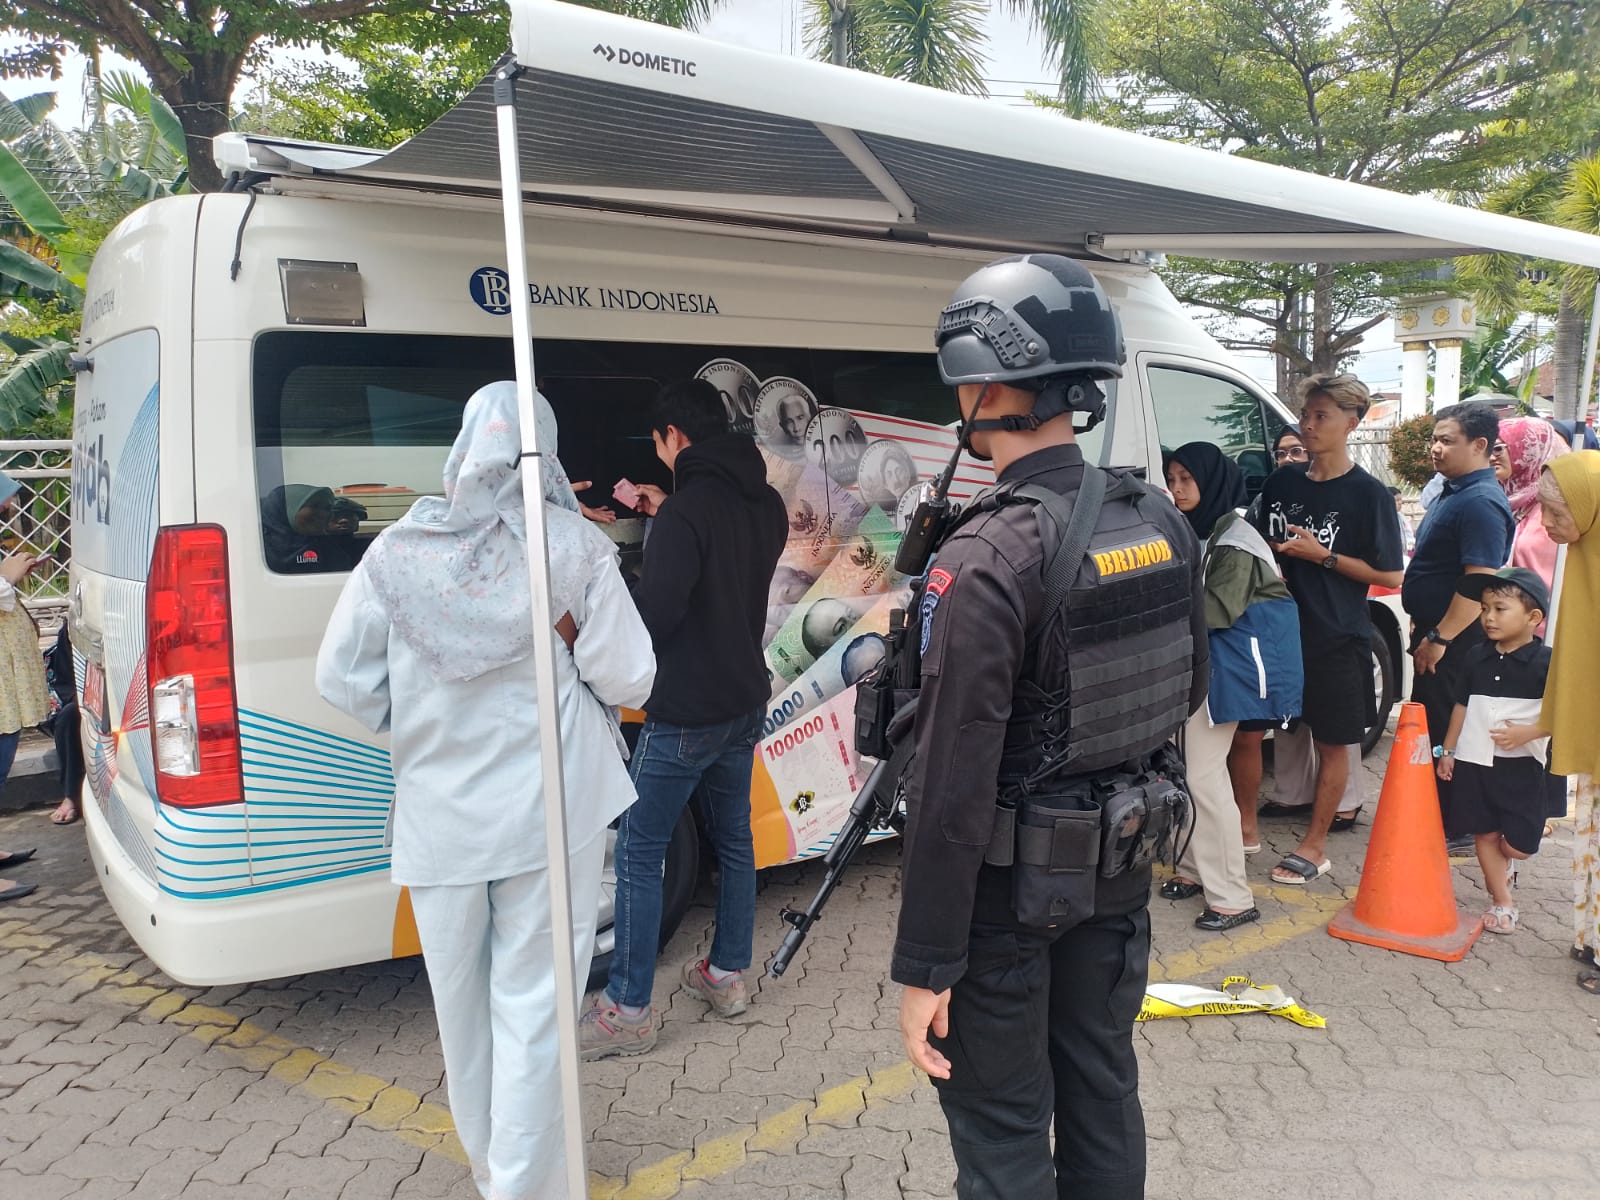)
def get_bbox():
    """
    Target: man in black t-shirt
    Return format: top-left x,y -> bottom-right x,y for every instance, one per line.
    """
1254,374 -> 1405,886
